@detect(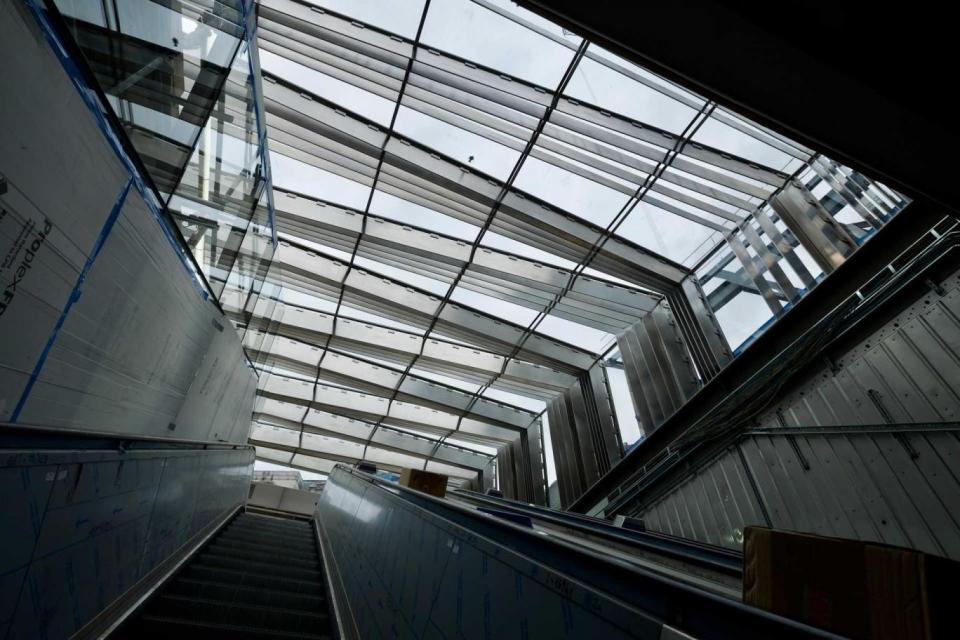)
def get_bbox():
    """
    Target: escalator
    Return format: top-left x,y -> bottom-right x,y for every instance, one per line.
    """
318,465 -> 835,639
112,512 -> 334,639
449,488 -> 743,598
